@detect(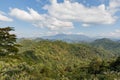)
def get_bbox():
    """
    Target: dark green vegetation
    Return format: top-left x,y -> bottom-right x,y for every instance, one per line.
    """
91,38 -> 120,56
0,27 -> 19,56
0,27 -> 120,80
